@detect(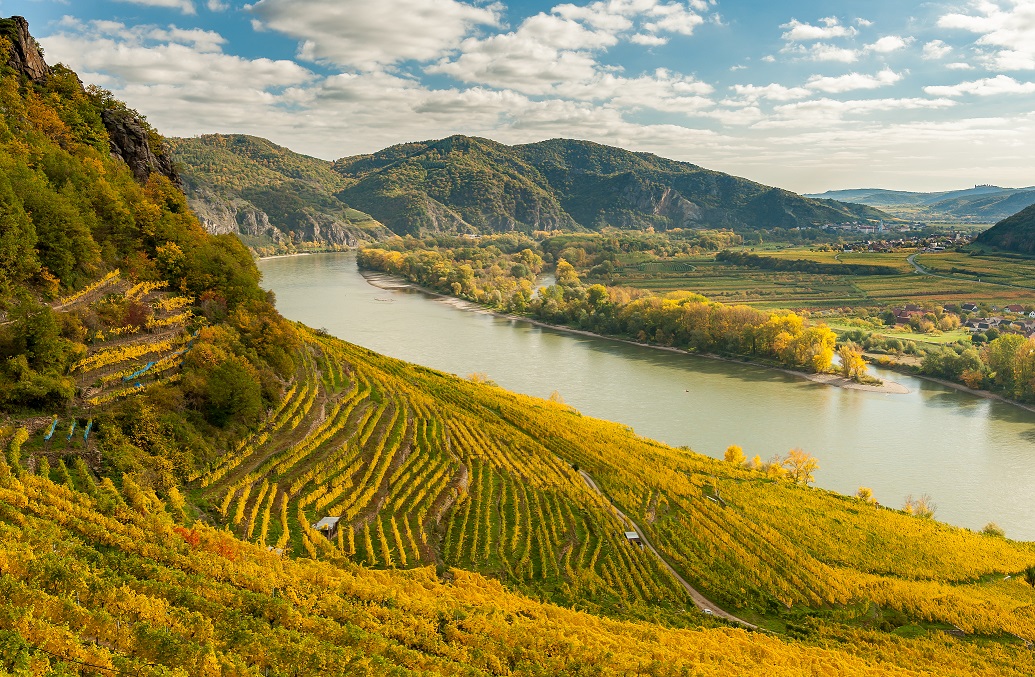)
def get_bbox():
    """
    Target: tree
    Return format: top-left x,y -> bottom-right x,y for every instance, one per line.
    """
856,486 -> 876,504
903,493 -> 936,519
837,343 -> 867,381
981,522 -> 1005,538
724,444 -> 745,465
783,448 -> 819,486
1024,565 -> 1035,588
